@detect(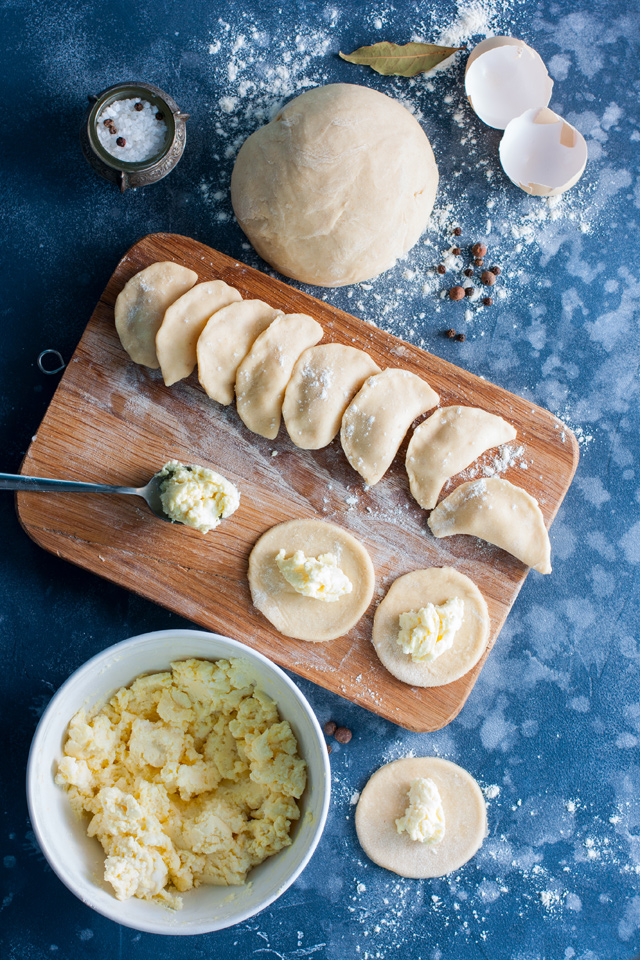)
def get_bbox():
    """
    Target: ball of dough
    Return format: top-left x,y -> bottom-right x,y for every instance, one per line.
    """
231,83 -> 439,287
